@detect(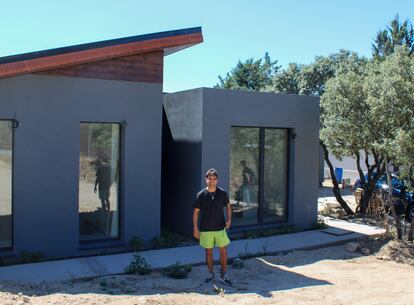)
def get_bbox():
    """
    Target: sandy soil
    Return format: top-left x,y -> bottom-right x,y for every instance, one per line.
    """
0,242 -> 413,305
